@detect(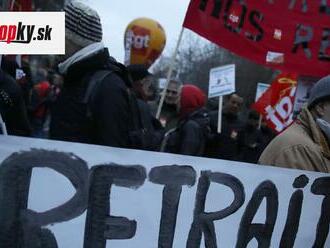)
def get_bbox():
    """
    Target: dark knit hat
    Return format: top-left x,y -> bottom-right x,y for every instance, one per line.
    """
308,75 -> 330,107
64,1 -> 103,47
127,64 -> 152,82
